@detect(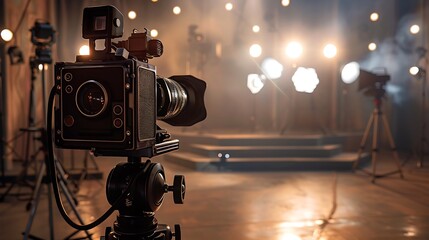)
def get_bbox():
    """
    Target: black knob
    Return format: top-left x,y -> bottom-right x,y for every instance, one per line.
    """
172,175 -> 185,204
173,224 -> 181,240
